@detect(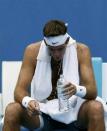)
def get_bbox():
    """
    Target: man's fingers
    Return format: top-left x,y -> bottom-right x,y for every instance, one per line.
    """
27,100 -> 40,115
61,83 -> 76,98
63,89 -> 76,98
64,82 -> 71,88
63,84 -> 75,92
27,106 -> 41,116
27,108 -> 40,116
